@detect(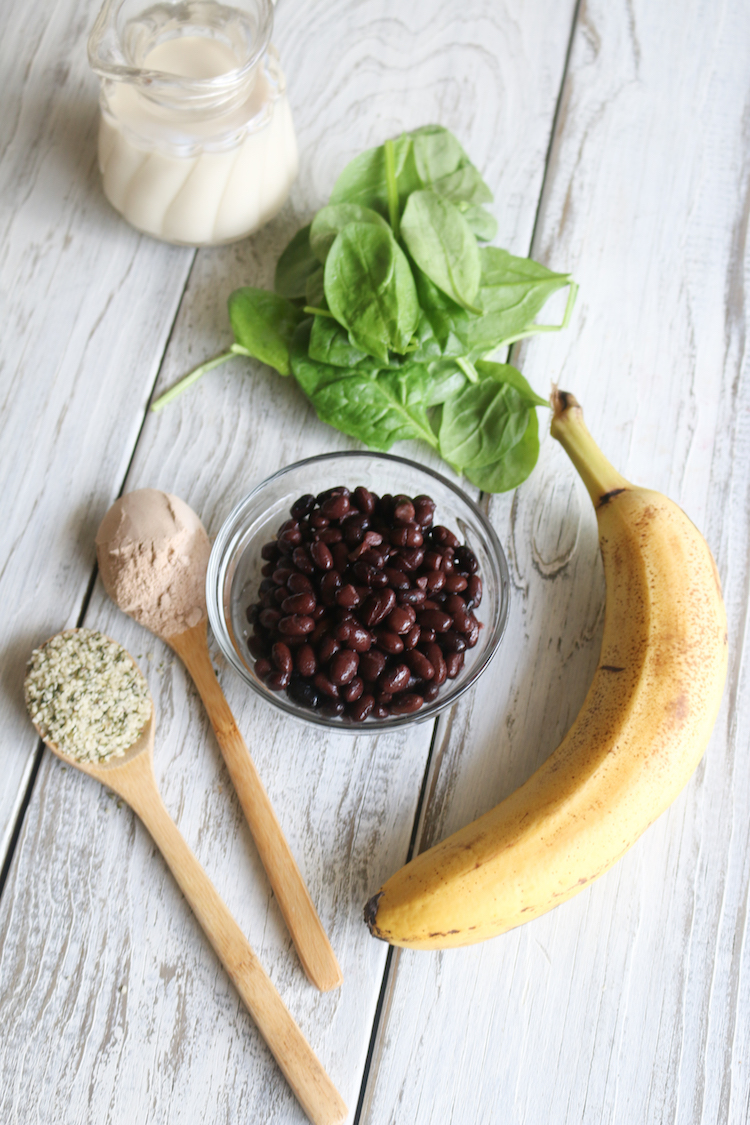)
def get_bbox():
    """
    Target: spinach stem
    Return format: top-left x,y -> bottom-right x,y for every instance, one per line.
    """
150,345 -> 247,412
456,356 -> 479,383
502,281 -> 580,348
384,139 -> 400,238
303,306 -> 338,320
